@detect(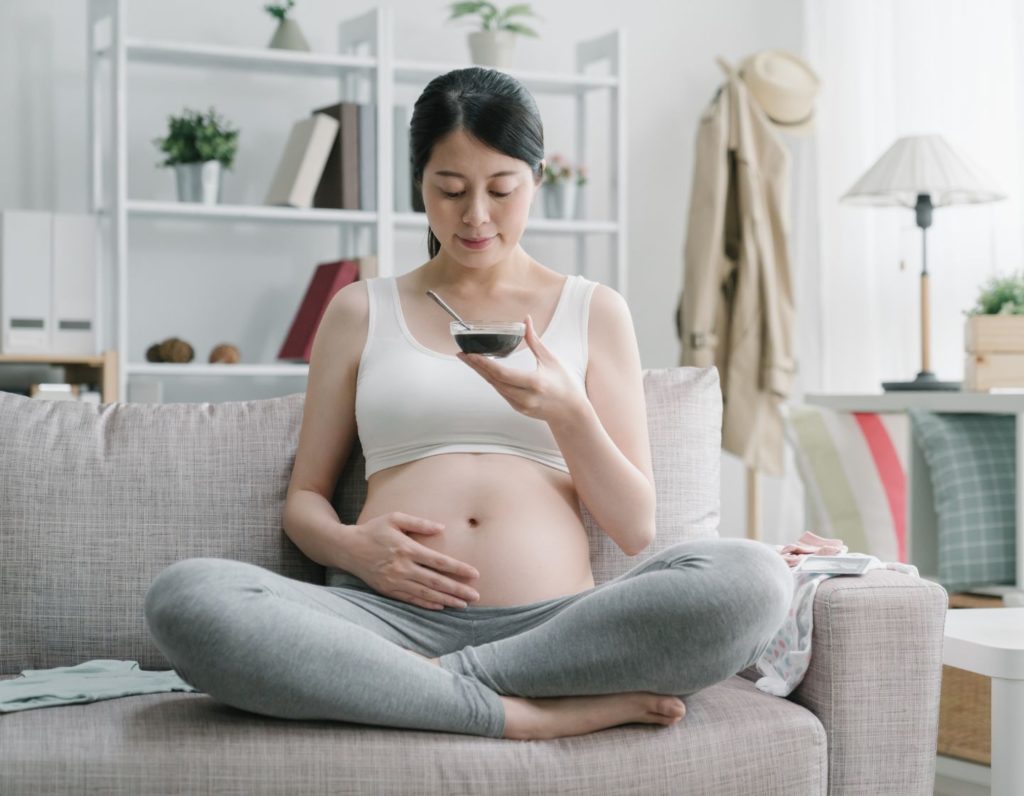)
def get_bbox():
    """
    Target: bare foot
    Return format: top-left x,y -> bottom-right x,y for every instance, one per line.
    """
499,692 -> 686,740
